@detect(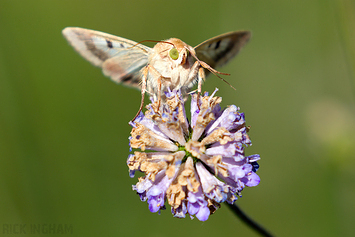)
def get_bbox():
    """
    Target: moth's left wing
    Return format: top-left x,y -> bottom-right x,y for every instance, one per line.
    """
62,27 -> 152,89
194,31 -> 251,70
